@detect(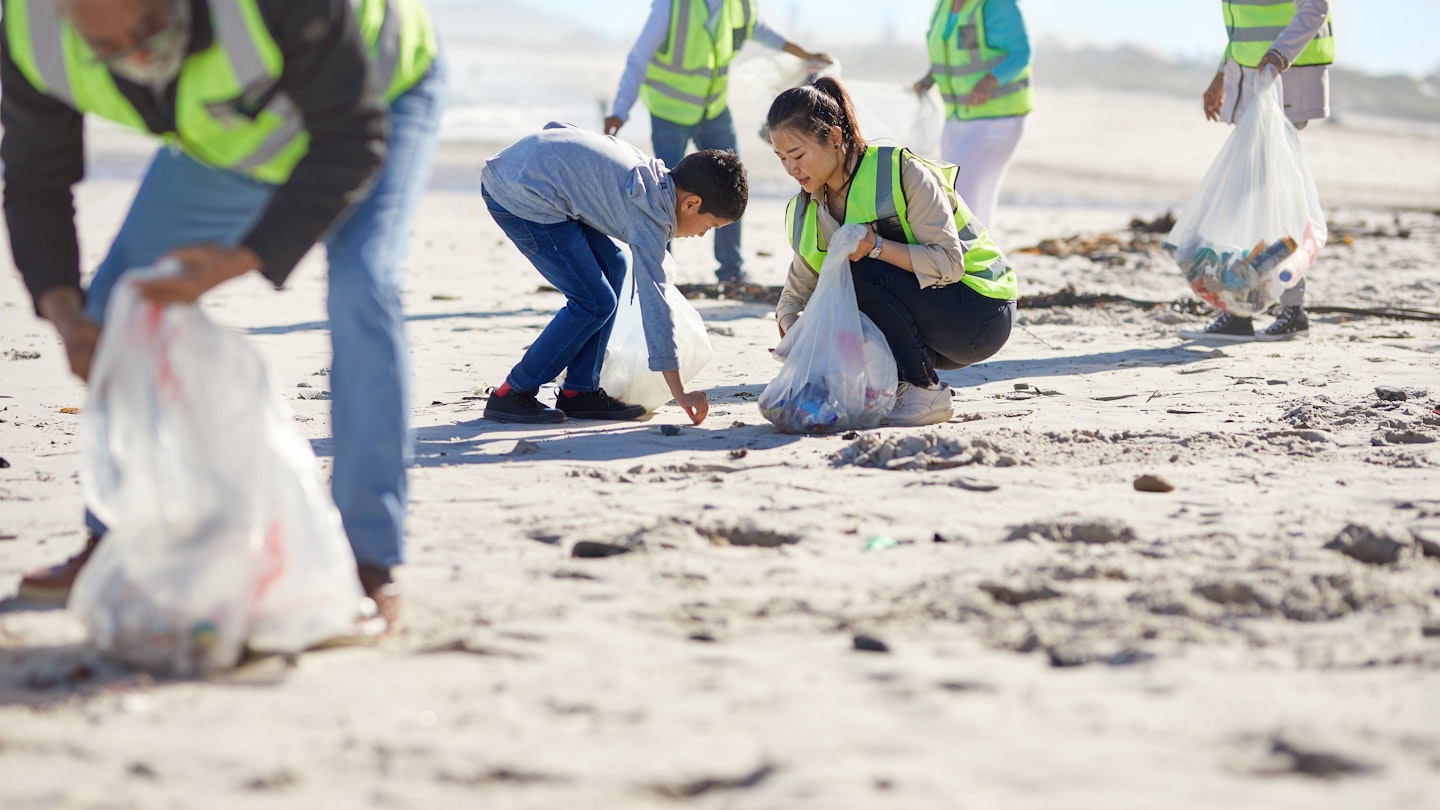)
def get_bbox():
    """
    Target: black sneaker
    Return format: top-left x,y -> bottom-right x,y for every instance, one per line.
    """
1179,311 -> 1255,342
1257,306 -> 1309,341
556,389 -> 647,421
483,388 -> 565,423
